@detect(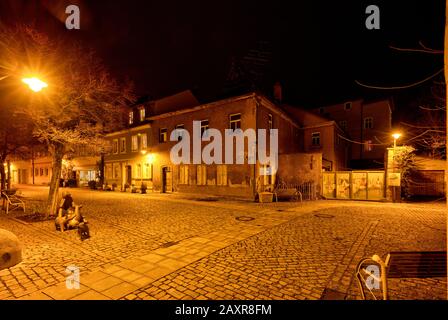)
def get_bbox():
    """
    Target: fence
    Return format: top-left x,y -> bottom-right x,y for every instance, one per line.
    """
274,181 -> 317,201
323,171 -> 386,201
